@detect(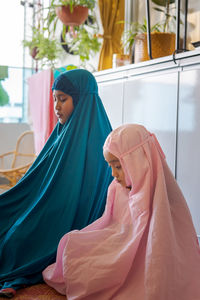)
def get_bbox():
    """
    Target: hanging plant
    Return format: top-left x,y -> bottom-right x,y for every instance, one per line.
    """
66,26 -> 100,61
55,5 -> 89,26
23,0 -> 100,68
23,28 -> 62,68
60,14 -> 100,62
43,0 -> 100,63
44,0 -> 96,32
